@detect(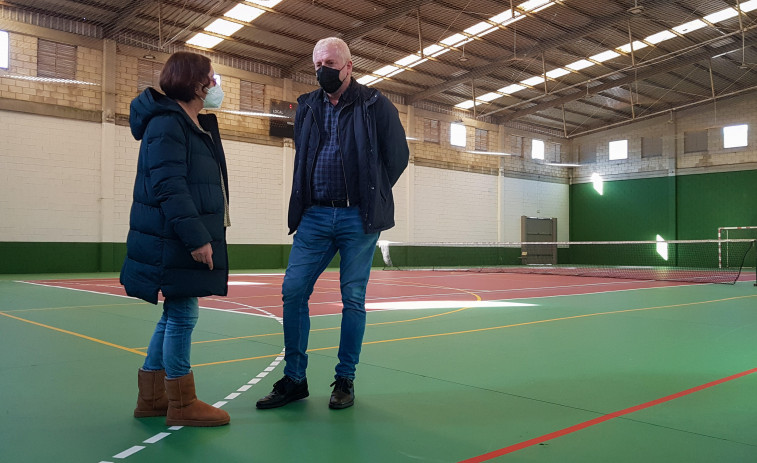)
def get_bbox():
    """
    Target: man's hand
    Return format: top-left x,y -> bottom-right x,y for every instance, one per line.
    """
191,242 -> 214,270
